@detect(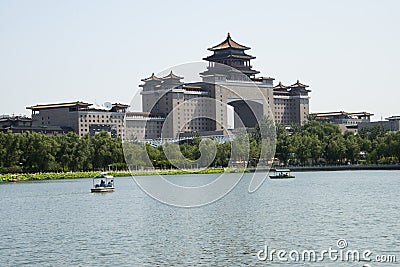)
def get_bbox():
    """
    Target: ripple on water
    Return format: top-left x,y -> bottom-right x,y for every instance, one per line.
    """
0,172 -> 399,266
